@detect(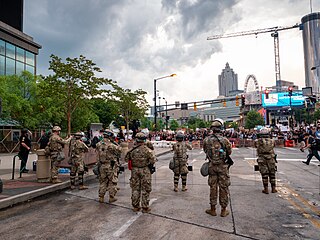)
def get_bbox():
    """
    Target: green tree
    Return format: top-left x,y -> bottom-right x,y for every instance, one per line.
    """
140,117 -> 152,130
91,98 -> 119,128
245,110 -> 265,129
170,119 -> 179,131
42,54 -> 114,134
111,85 -> 149,137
